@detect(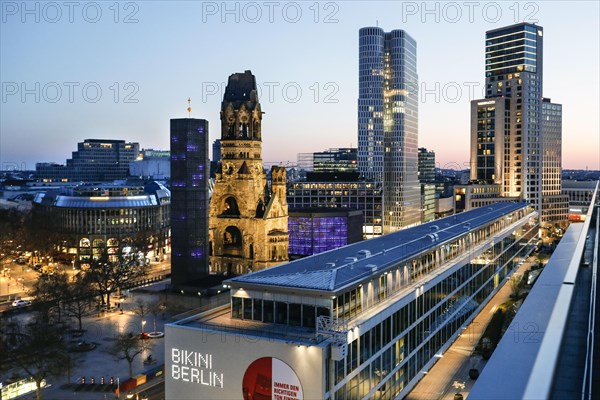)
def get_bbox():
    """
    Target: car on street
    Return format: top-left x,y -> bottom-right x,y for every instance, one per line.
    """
11,299 -> 32,307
